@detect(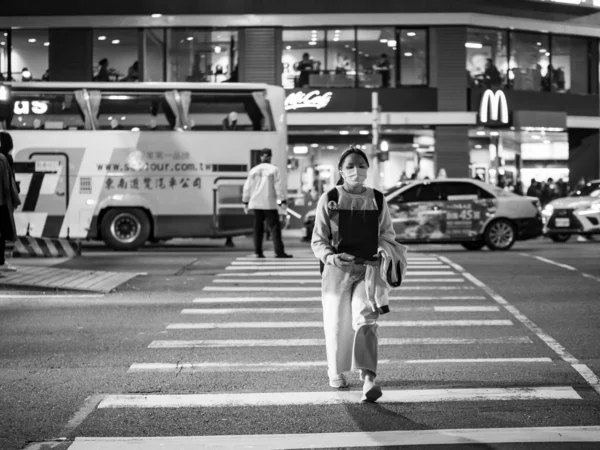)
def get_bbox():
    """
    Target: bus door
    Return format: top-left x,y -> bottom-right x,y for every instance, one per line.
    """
14,152 -> 69,237
212,177 -> 254,235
